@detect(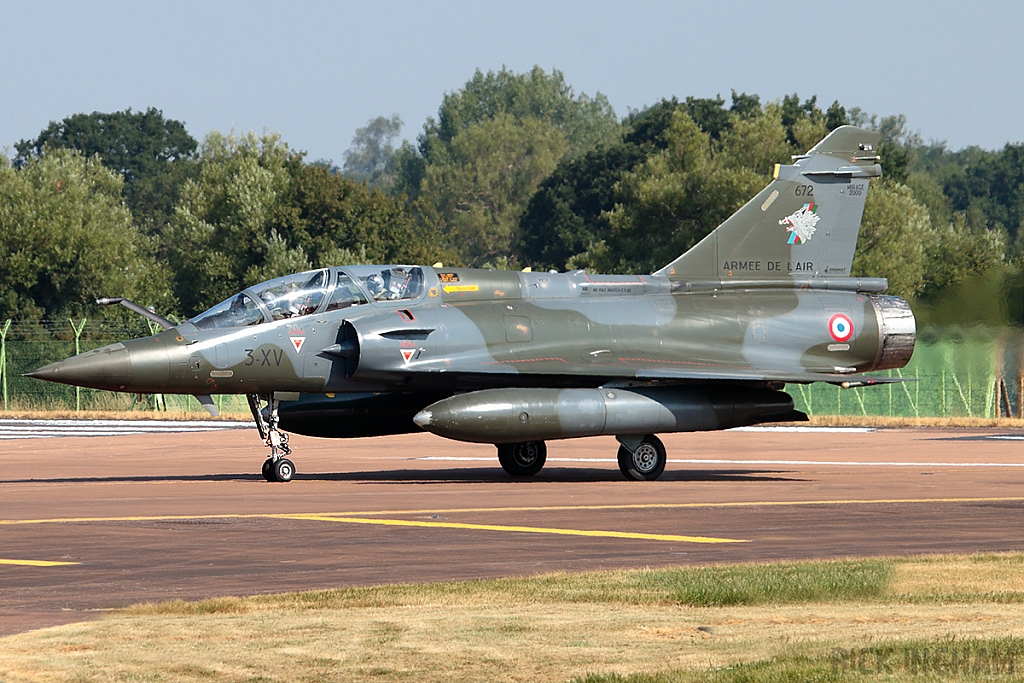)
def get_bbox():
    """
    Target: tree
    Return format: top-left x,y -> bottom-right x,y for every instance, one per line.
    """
394,66 -> 618,207
342,114 -> 403,190
852,182 -> 935,297
520,93 -> 848,274
419,114 -> 566,266
0,150 -> 173,323
165,131 -> 447,316
14,108 -> 199,233
284,162 -> 449,270
164,131 -> 307,314
575,111 -> 769,274
519,92 -> 767,271
518,142 -> 646,270
390,67 -> 619,266
423,66 -> 618,160
825,100 -> 849,131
